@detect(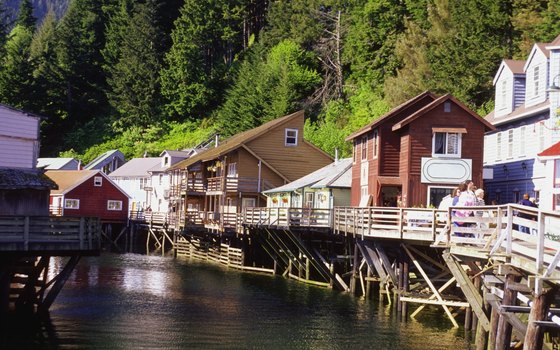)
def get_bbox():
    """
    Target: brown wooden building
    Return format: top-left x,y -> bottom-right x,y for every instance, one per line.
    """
168,110 -> 333,233
346,91 -> 494,208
